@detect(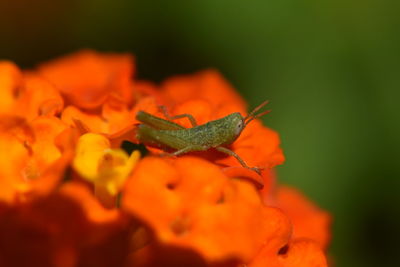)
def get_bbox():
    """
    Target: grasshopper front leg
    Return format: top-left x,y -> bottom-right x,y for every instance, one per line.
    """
216,146 -> 262,175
